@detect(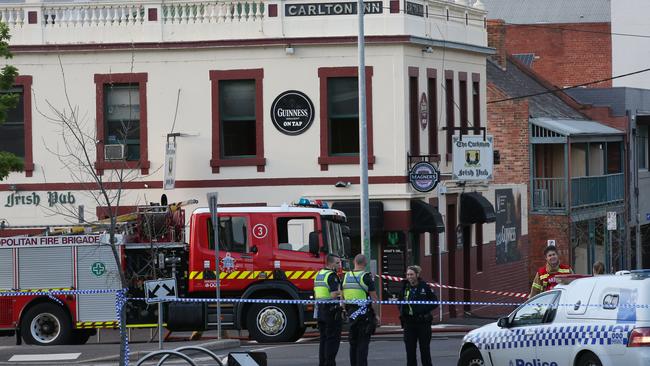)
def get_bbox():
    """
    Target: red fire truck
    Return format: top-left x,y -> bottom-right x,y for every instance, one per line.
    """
0,198 -> 350,345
